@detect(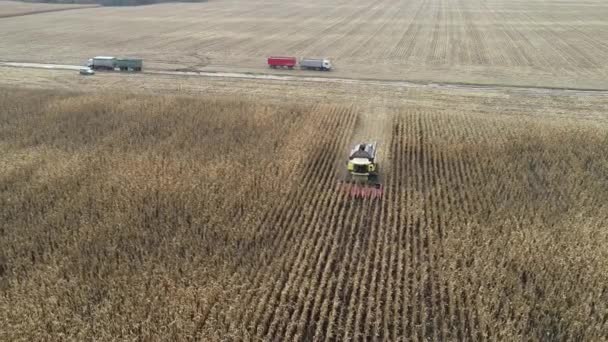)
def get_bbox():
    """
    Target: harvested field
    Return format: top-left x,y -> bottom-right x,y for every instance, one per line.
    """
0,0 -> 95,18
1,87 -> 607,340
0,0 -> 607,88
